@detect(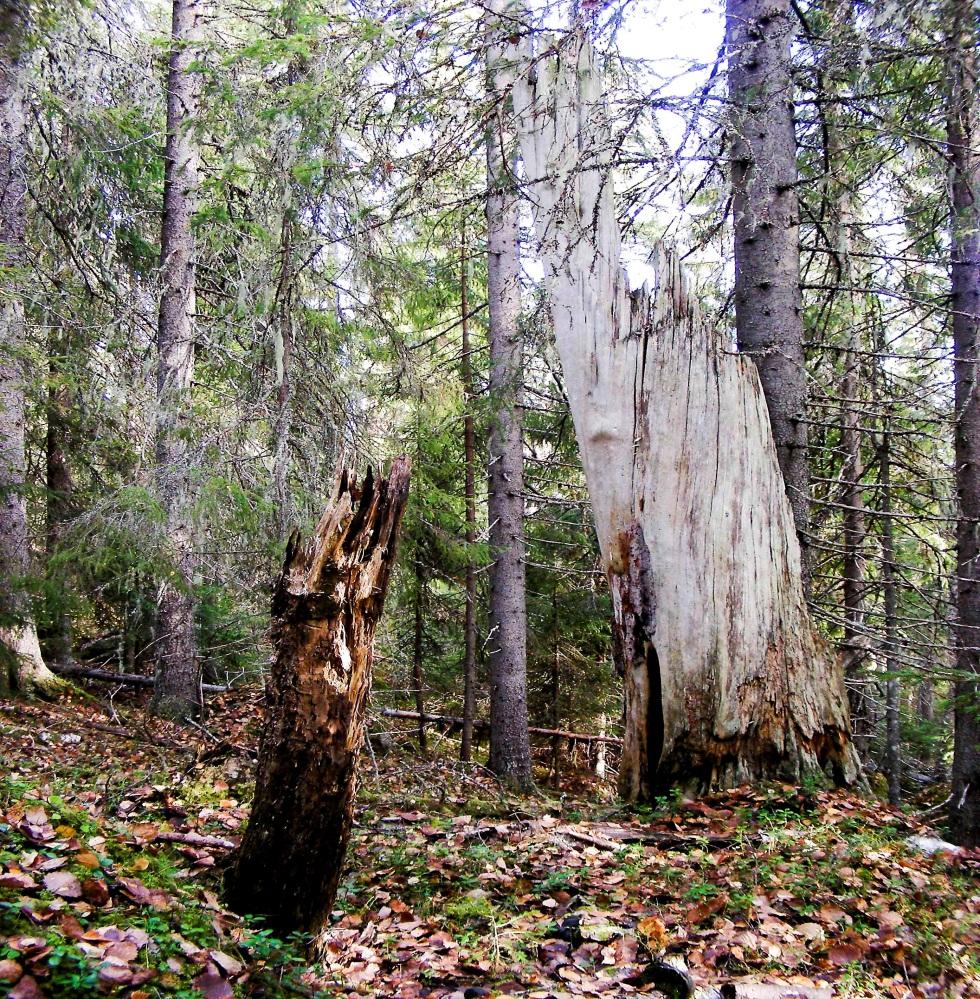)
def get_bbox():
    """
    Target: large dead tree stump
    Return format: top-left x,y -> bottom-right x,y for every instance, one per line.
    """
224,459 -> 410,935
515,38 -> 859,801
